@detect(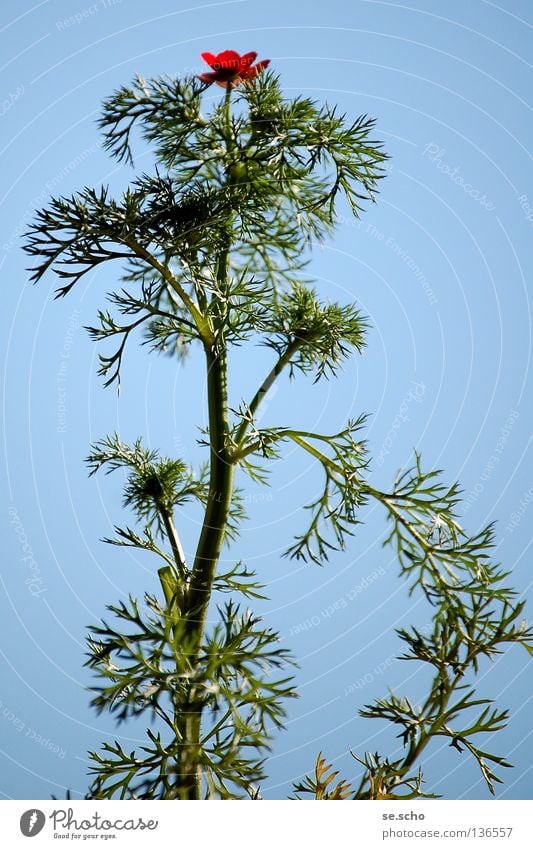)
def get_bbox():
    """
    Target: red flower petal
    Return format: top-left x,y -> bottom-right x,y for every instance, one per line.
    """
239,51 -> 258,69
197,72 -> 219,83
200,52 -> 218,69
240,59 -> 270,81
198,50 -> 270,87
212,49 -> 242,70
